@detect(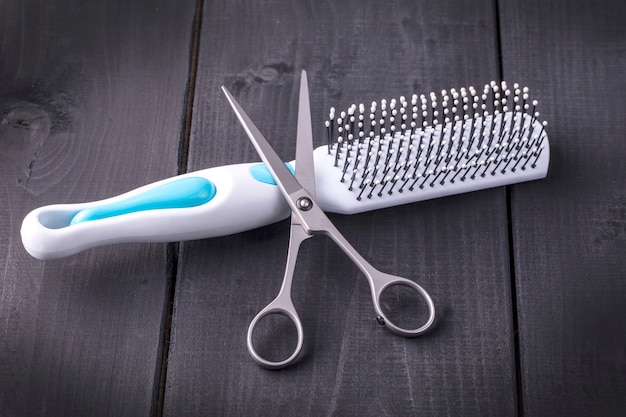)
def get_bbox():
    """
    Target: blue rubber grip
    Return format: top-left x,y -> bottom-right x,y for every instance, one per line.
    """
249,162 -> 295,185
69,177 -> 217,226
